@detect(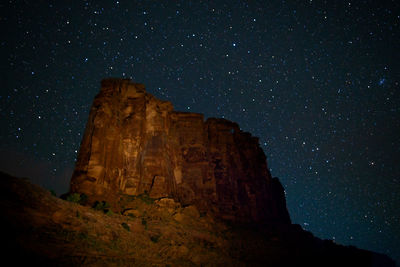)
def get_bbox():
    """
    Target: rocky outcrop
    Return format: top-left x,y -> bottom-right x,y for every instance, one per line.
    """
2,172 -> 395,266
70,78 -> 290,224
